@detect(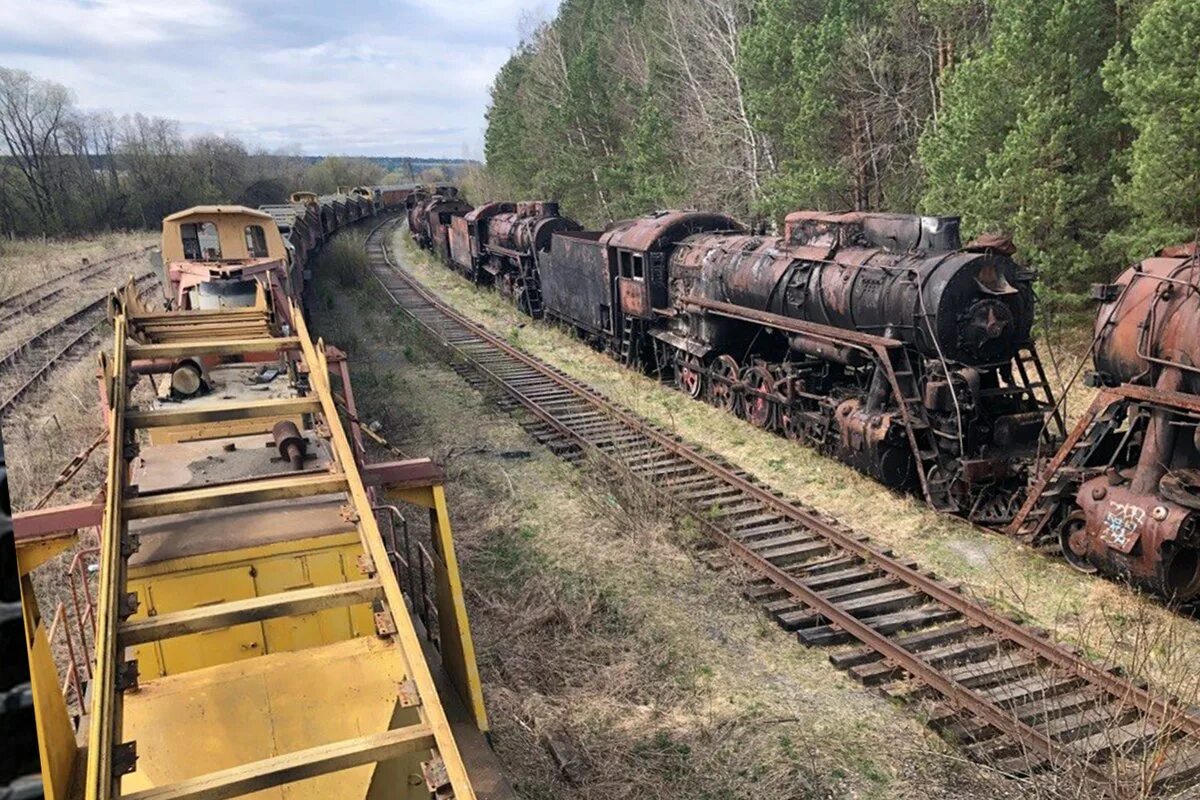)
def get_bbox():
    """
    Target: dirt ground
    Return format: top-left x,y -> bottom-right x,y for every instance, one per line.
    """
308,255 -> 1016,799
381,231 -> 1200,711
